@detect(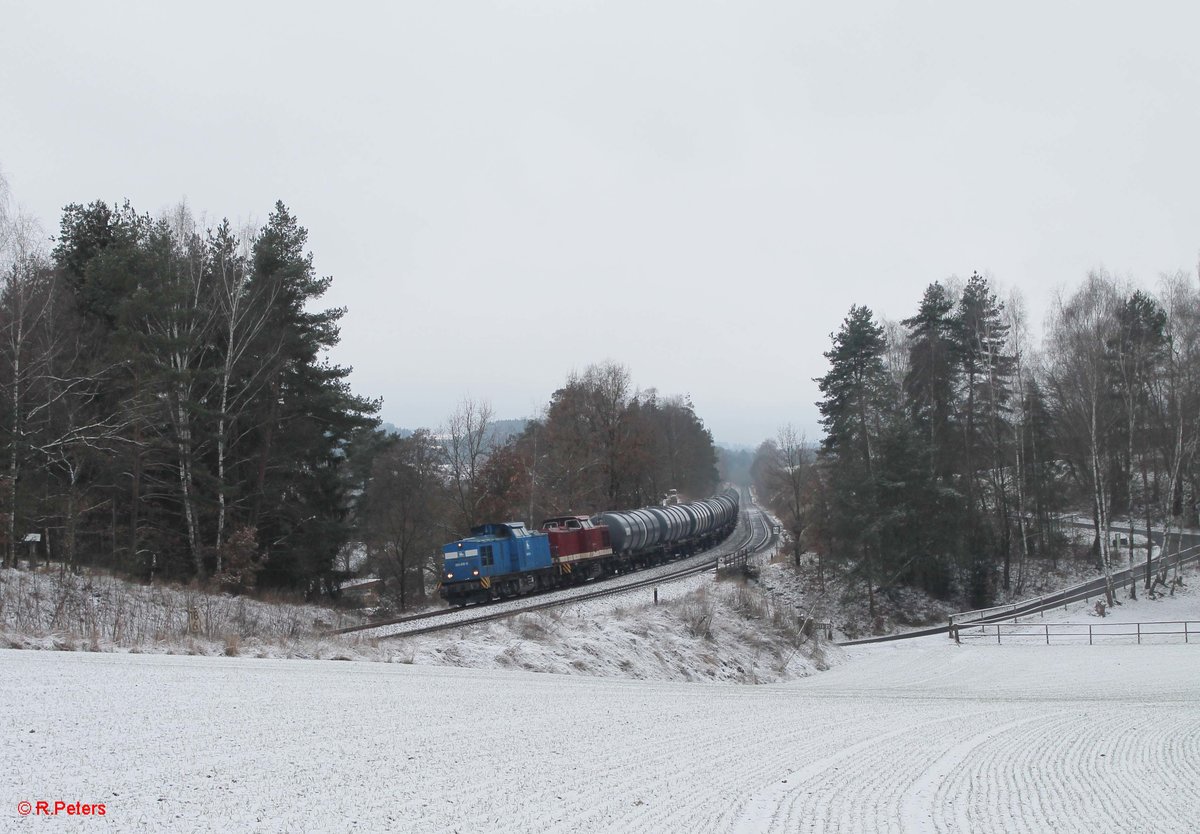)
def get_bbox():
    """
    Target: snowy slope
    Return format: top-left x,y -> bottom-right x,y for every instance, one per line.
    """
2,640 -> 1197,833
